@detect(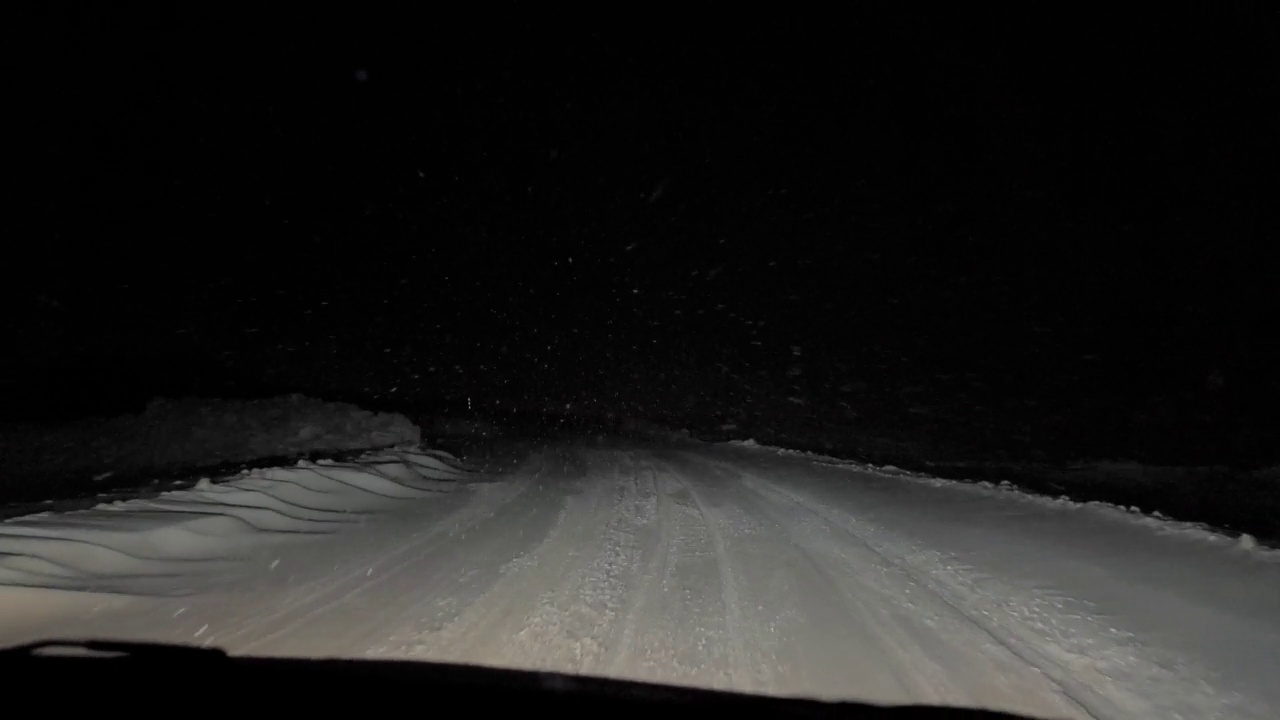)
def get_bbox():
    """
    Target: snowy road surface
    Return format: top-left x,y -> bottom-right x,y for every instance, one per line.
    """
1,440 -> 1277,718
